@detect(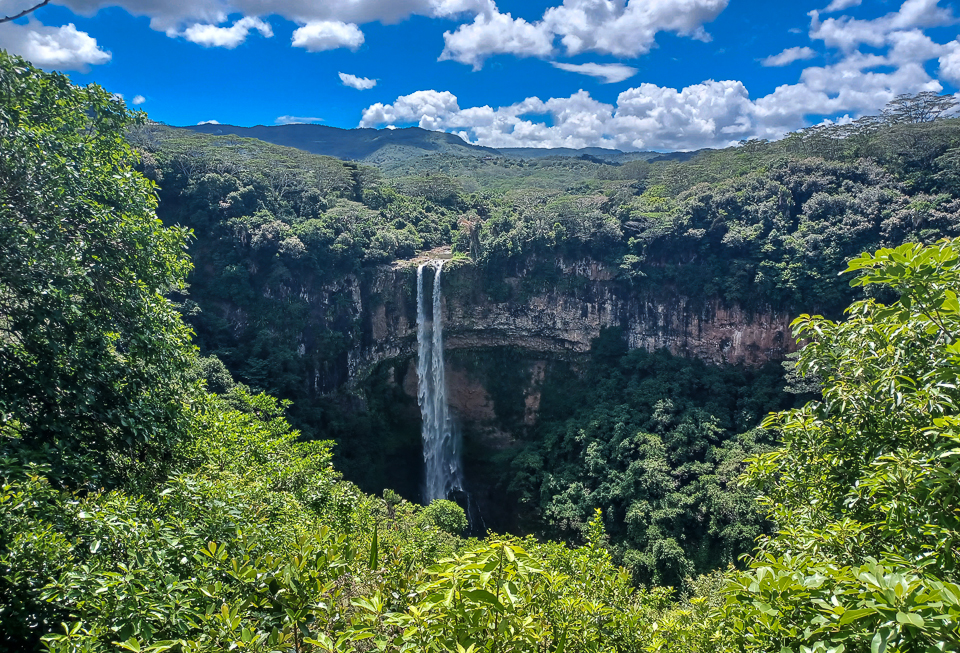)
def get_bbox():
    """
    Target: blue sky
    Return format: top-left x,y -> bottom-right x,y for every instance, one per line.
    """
1,0 -> 958,150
